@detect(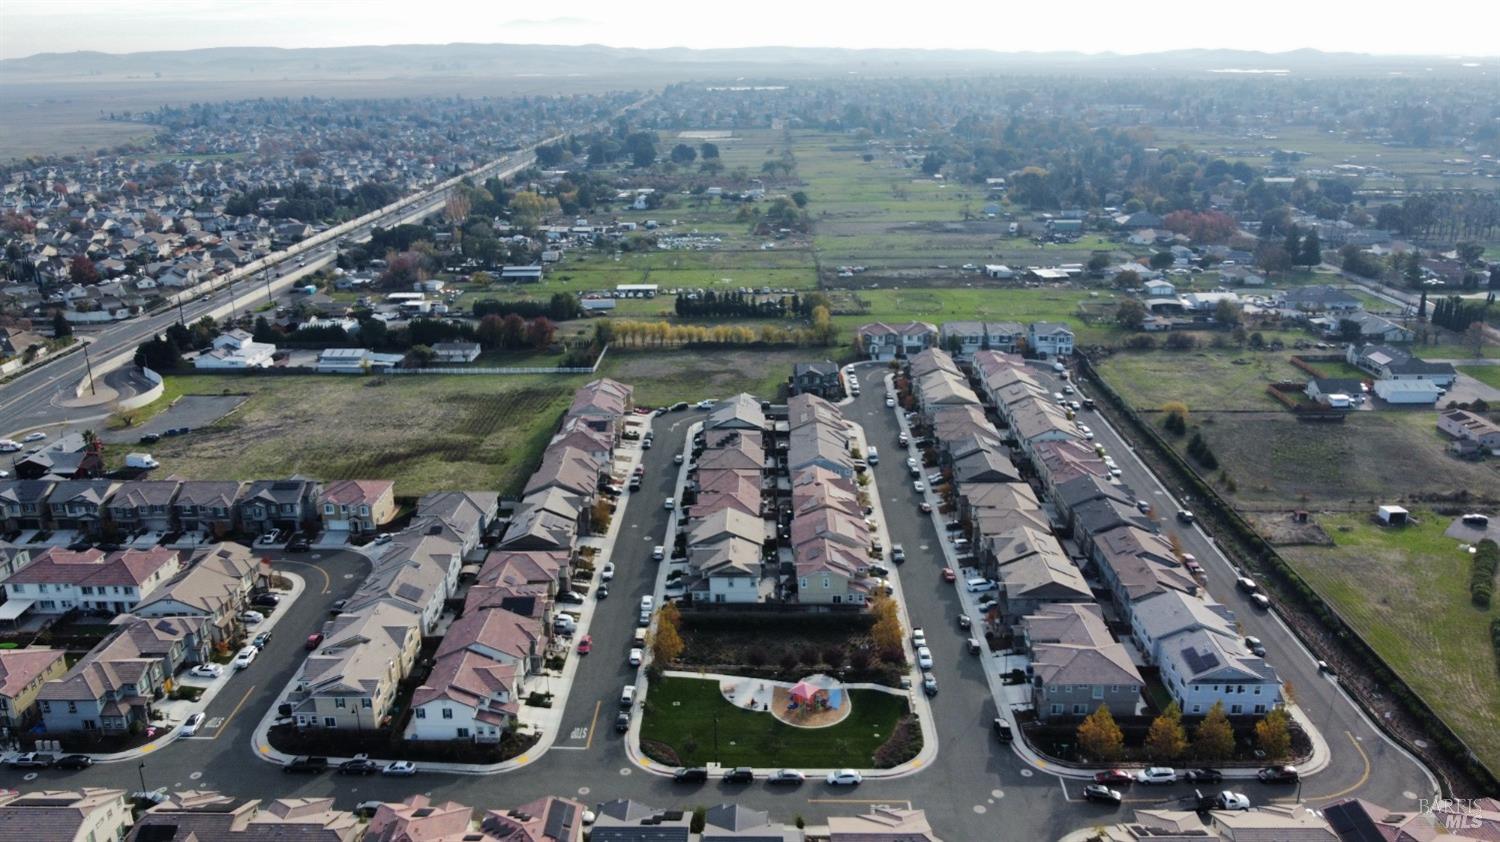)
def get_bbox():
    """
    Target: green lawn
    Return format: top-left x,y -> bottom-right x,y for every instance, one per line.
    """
1459,365 -> 1500,389
639,675 -> 910,768
1283,512 -> 1500,774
